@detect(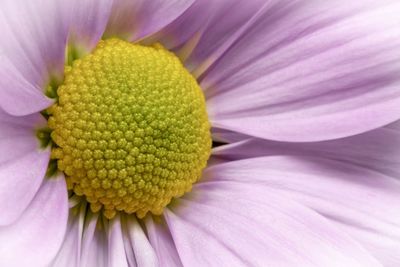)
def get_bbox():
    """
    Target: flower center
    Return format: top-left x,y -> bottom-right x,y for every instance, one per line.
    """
48,38 -> 211,219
